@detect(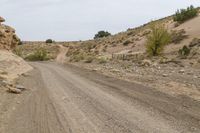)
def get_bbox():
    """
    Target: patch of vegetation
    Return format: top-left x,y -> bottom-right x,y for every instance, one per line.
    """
46,39 -> 53,43
69,52 -> 85,62
94,31 -> 111,39
97,57 -> 107,64
146,24 -> 171,56
123,40 -> 131,46
84,56 -> 94,63
171,29 -> 188,44
178,45 -> 190,58
13,47 -> 23,57
173,5 -> 198,23
25,48 -> 49,61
